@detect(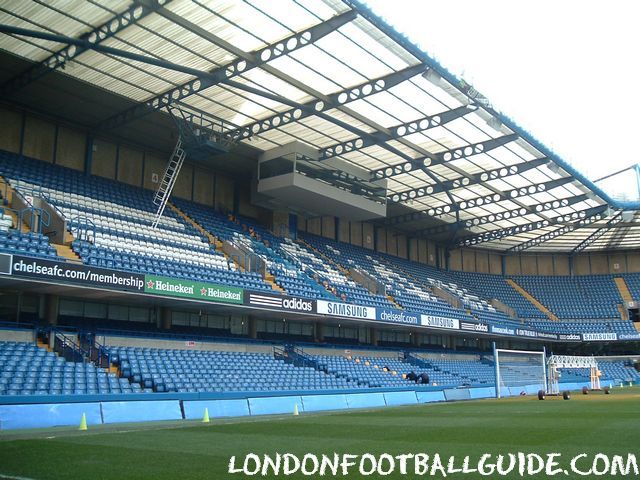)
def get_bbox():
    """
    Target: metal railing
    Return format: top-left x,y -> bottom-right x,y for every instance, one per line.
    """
68,215 -> 96,243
